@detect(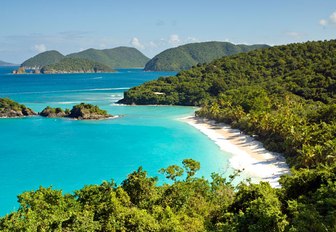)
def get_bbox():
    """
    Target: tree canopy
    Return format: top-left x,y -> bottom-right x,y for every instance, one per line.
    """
1,159 -> 335,231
